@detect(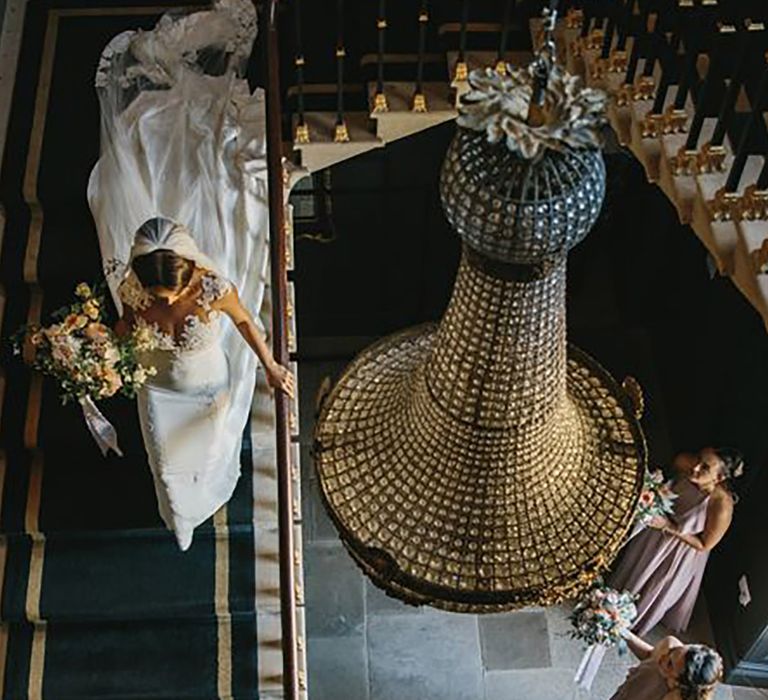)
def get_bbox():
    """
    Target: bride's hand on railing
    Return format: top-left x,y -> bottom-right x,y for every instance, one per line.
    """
266,361 -> 295,398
